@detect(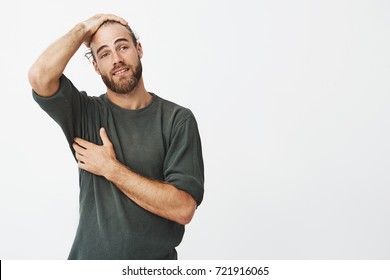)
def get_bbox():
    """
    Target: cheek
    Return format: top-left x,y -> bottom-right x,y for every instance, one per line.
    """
94,62 -> 108,75
95,67 -> 102,75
